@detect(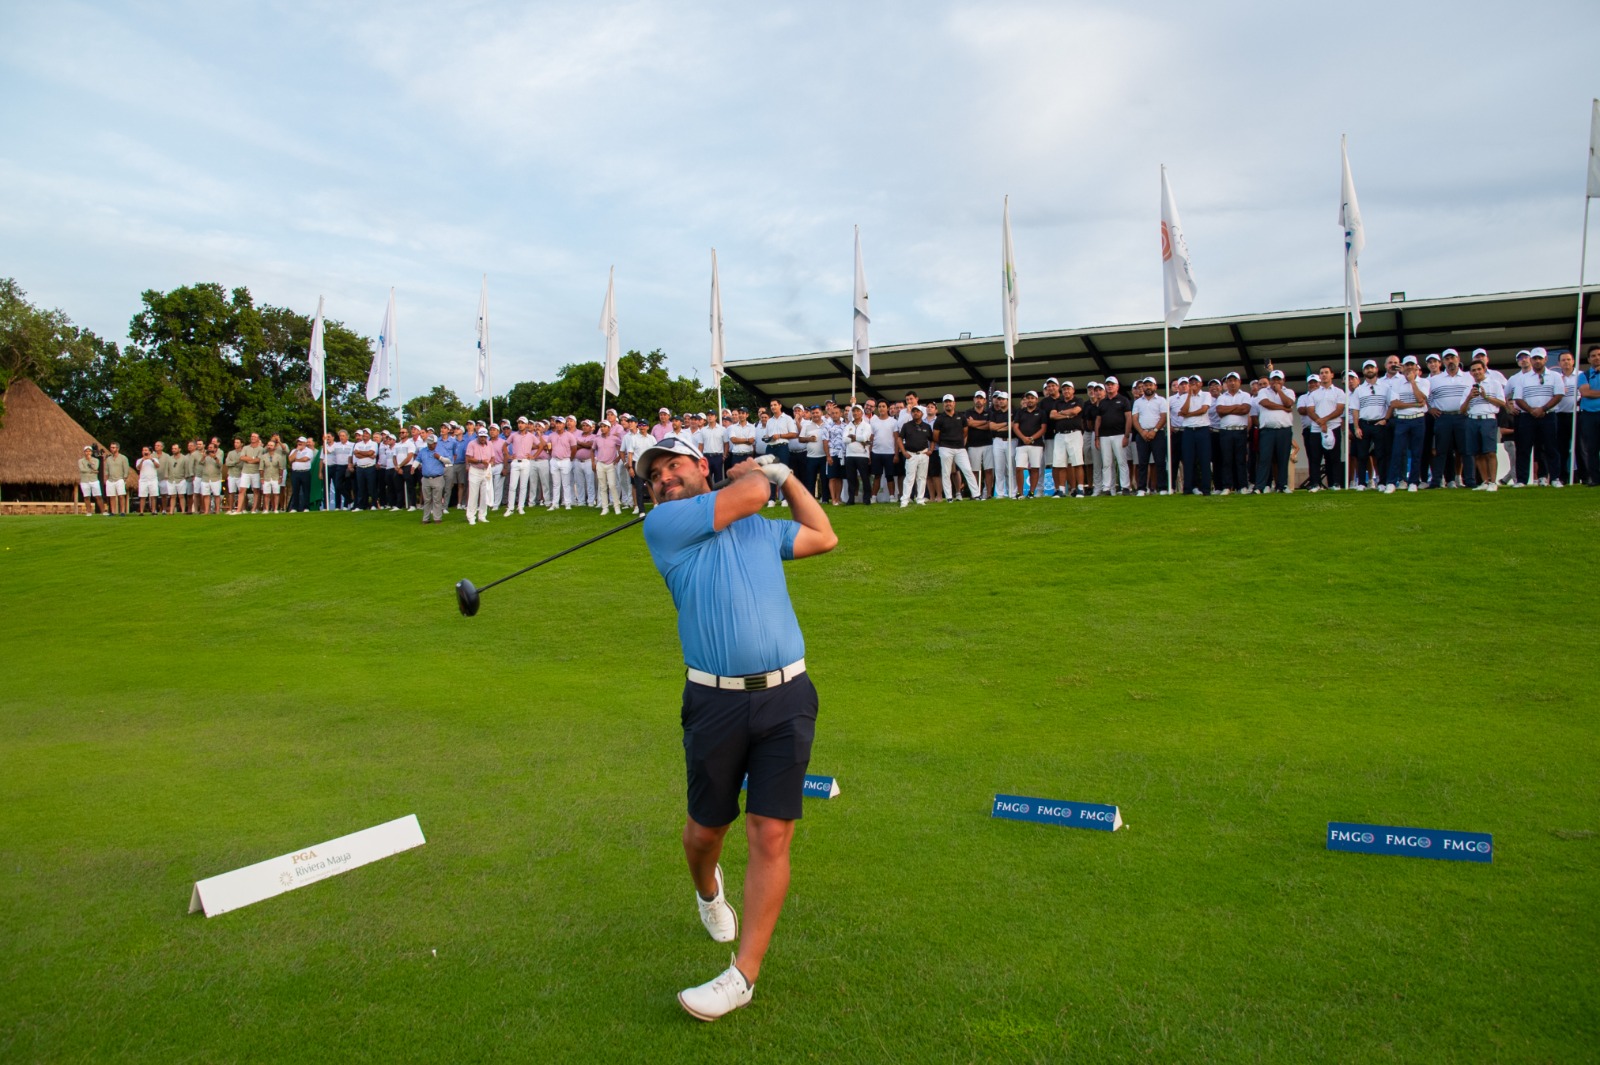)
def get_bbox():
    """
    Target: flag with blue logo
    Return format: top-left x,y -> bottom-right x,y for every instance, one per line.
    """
1340,135 -> 1365,333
